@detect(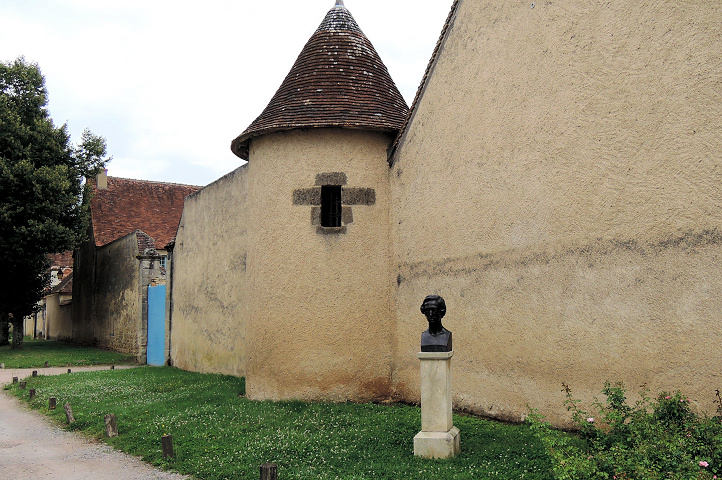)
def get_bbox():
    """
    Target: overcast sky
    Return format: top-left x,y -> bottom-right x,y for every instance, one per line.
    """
0,0 -> 452,187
